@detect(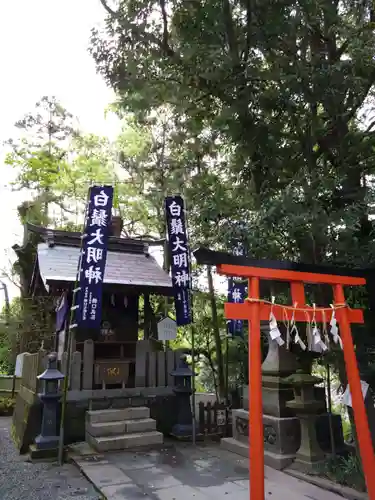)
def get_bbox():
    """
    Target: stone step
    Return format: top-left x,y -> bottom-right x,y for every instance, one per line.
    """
221,437 -> 249,458
87,418 -> 157,437
86,406 -> 150,424
86,430 -> 164,452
